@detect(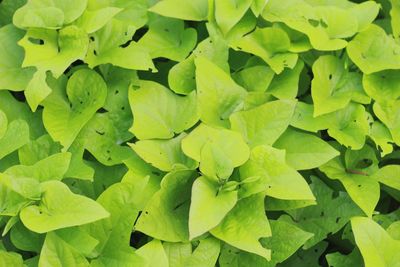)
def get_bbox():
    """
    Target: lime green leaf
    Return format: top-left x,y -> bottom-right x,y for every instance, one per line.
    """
239,145 -> 315,200
273,127 -> 339,170
85,20 -> 155,71
130,133 -> 198,172
189,176 -> 237,239
42,69 -> 107,150
267,60 -> 304,99
0,24 -> 34,91
195,56 -> 247,128
373,100 -> 400,145
84,182 -> 141,256
182,123 -> 250,180
135,170 -> 196,242
5,152 -> 71,182
20,180 -> 109,233
128,80 -> 199,139
73,113 -> 132,166
290,102 -> 333,132
19,26 -> 89,77
0,118 -> 30,160
372,165 -> 400,191
0,251 -> 24,267
138,17 -> 197,61
168,36 -> 229,95
363,69 -> 400,104
327,103 -> 369,150
89,248 -> 146,267
263,0 -> 358,51
369,121 -> 394,156
319,152 -> 380,217
210,193 -> 271,260
136,240 -> 168,267
231,27 -> 298,74
285,177 -> 363,248
38,231 -> 89,267
347,24 -> 400,74
24,70 -> 52,111
233,64 -> 274,93
351,216 -> 400,267
163,242 -> 191,267
149,0 -> 208,21
215,0 -> 252,34
230,100 -> 296,148
76,7 -> 122,34
13,0 -> 87,28
185,237 -> 220,267
311,55 -> 370,116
